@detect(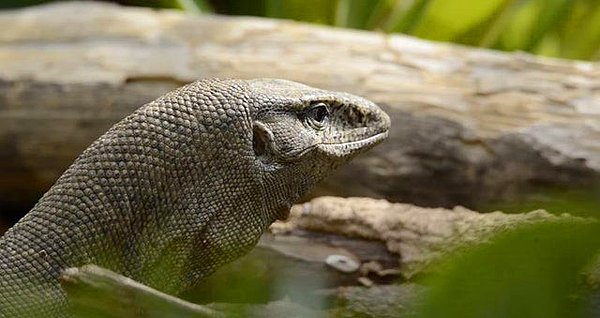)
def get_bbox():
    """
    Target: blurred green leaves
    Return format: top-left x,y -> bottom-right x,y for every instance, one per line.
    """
480,182 -> 600,218
413,220 -> 600,318
265,0 -> 337,25
223,0 -> 600,61
410,0 -> 509,42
